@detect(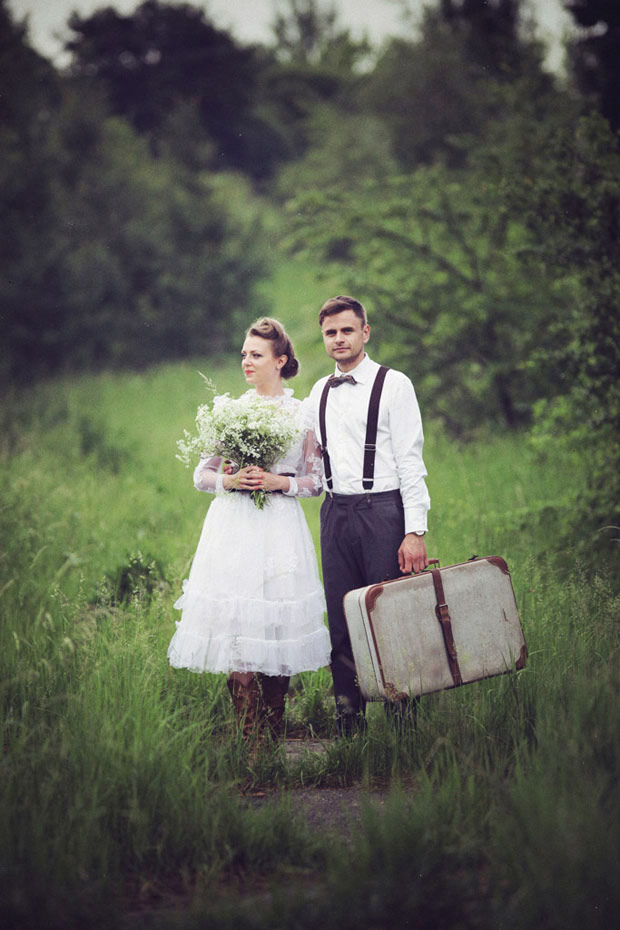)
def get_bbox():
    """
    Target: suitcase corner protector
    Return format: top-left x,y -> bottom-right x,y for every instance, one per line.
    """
384,681 -> 409,702
486,555 -> 510,575
365,583 -> 385,613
